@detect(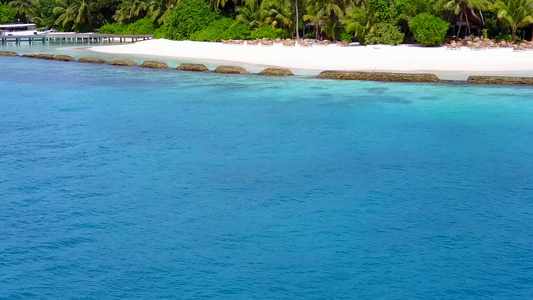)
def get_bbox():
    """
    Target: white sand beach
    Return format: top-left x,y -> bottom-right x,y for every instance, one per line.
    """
88,39 -> 533,79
